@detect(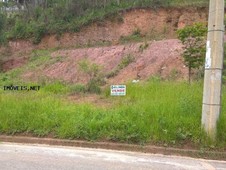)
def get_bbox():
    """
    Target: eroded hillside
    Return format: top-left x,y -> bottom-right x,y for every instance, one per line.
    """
0,7 -> 210,83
